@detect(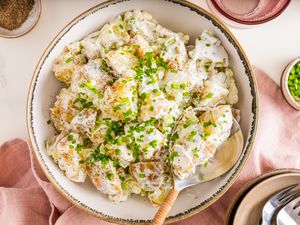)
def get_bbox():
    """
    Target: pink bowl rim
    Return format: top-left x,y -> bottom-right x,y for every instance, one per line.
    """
210,0 -> 291,25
